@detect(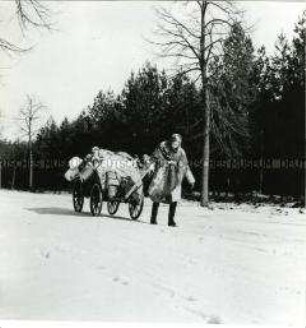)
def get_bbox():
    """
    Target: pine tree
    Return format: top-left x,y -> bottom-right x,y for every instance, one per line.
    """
210,22 -> 256,157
